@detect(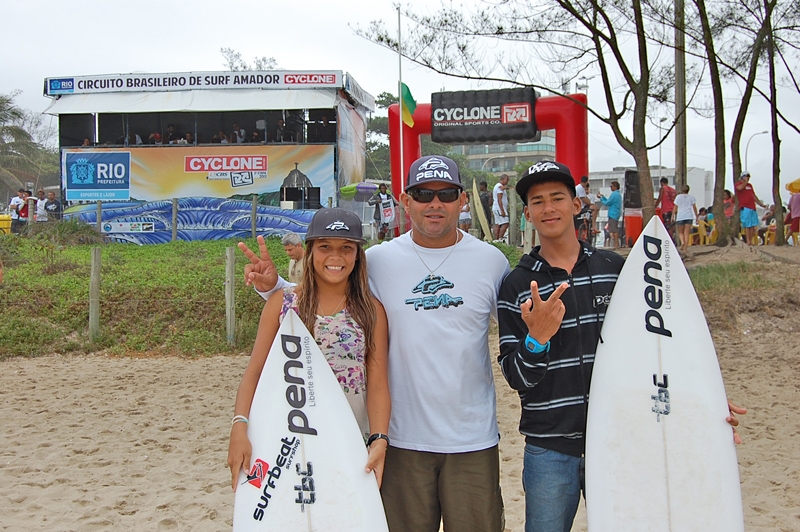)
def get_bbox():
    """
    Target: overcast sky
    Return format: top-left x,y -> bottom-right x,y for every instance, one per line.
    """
3,0 -> 797,202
